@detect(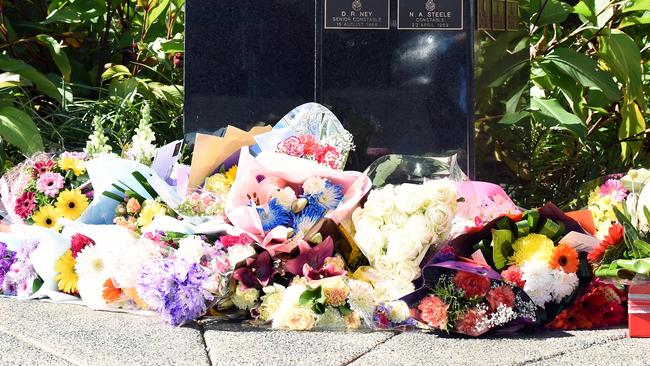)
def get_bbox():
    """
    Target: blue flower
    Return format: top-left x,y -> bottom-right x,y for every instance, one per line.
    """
302,179 -> 344,211
292,204 -> 326,237
257,198 -> 293,232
